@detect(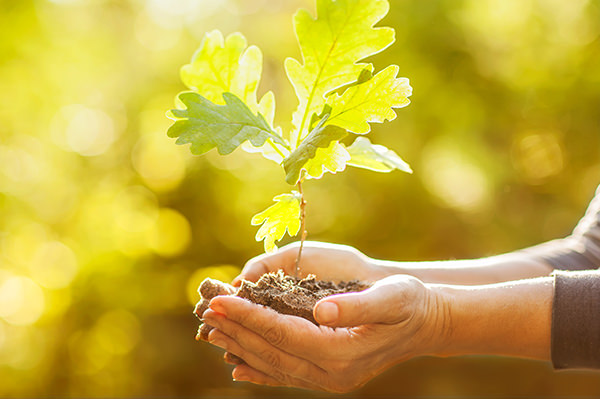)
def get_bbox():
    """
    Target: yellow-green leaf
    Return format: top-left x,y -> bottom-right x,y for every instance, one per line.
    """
286,0 -> 395,145
346,137 -> 412,173
181,30 -> 263,111
283,118 -> 348,184
303,142 -> 350,180
326,65 -> 412,134
251,192 -> 302,252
